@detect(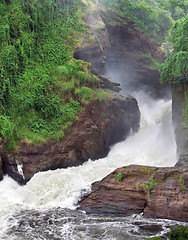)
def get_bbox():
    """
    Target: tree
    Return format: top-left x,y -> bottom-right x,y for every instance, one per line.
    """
161,15 -> 188,84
